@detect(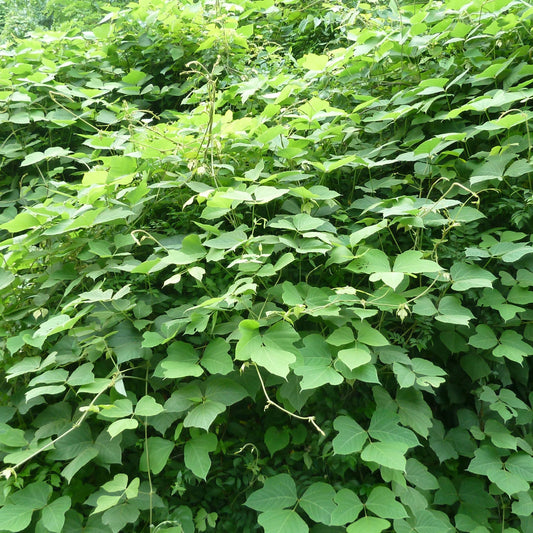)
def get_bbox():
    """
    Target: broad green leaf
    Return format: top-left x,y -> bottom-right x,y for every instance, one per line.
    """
450,262 -> 496,291
468,325 -> 498,350
405,458 -> 439,490
332,416 -> 368,455
20,151 -> 47,166
40,496 -> 71,533
354,321 -> 389,346
204,376 -> 248,406
337,342 -> 372,370
467,446 -> 503,476
361,441 -> 408,471
201,338 -> 233,375
484,419 -> 517,450
436,296 -> 475,326
299,53 -> 328,71
257,509 -> 308,533
506,453 -> 533,481
102,503 -> 140,533
346,248 -> 390,274
365,486 -> 408,519
154,341 -> 203,379
139,437 -> 174,475
488,469 -> 529,495
98,399 -> 133,420
135,396 -> 165,417
493,330 -> 533,363
184,432 -> 217,480
326,327 -> 355,346
61,447 -> 99,483
238,322 -> 298,378
183,401 -> 226,431
0,268 -> 15,290
26,384 -> 66,402
300,482 -> 336,524
512,491 -> 533,517
347,516 -> 390,533
94,494 -> 122,514
393,250 -> 442,273
0,505 -> 33,532
330,489 -> 363,526
292,334 -> 343,389
204,227 -> 248,250
413,509 -> 454,533
102,474 -> 129,493
368,409 -> 419,448
350,221 -> 388,246
397,388 -> 433,438
0,423 -> 27,447
264,426 -> 290,456
9,482 -> 51,512
245,474 -> 297,511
